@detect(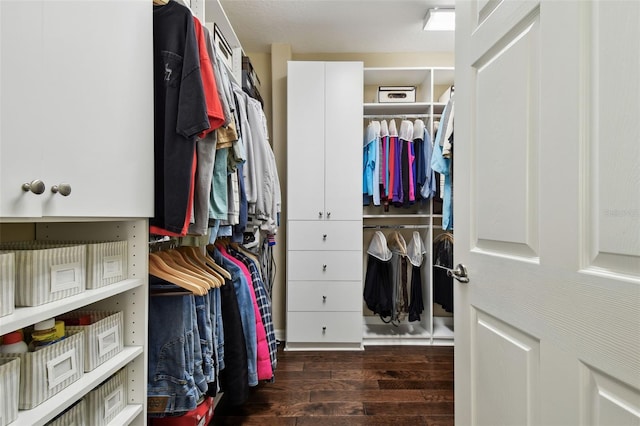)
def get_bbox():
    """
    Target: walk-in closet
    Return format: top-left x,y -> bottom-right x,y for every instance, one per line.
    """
3,1 -> 637,425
